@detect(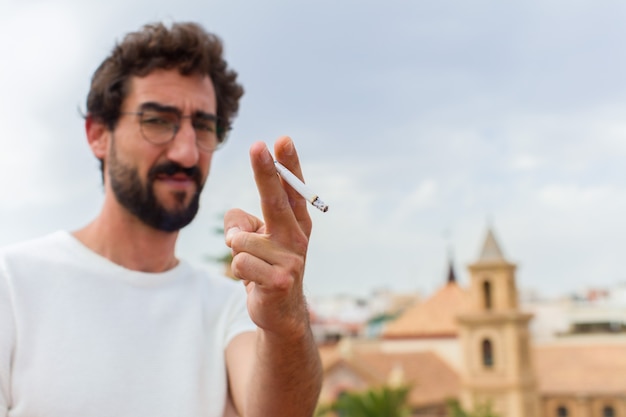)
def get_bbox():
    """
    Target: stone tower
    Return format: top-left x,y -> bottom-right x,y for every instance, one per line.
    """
457,228 -> 541,417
